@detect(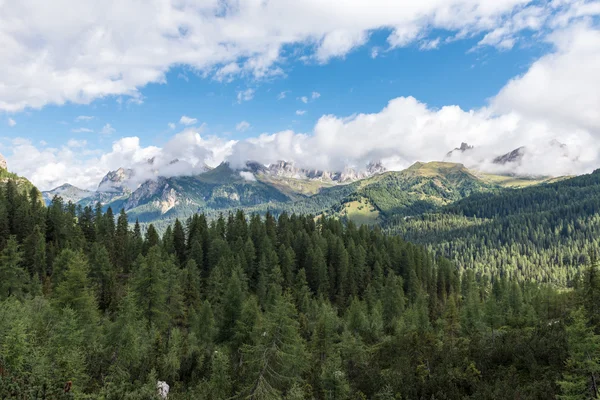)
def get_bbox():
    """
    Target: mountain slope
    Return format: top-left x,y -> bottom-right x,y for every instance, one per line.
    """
117,163 -> 293,222
42,160 -> 564,229
42,183 -> 93,205
0,164 -> 39,200
317,162 -> 498,225
387,168 -> 600,283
